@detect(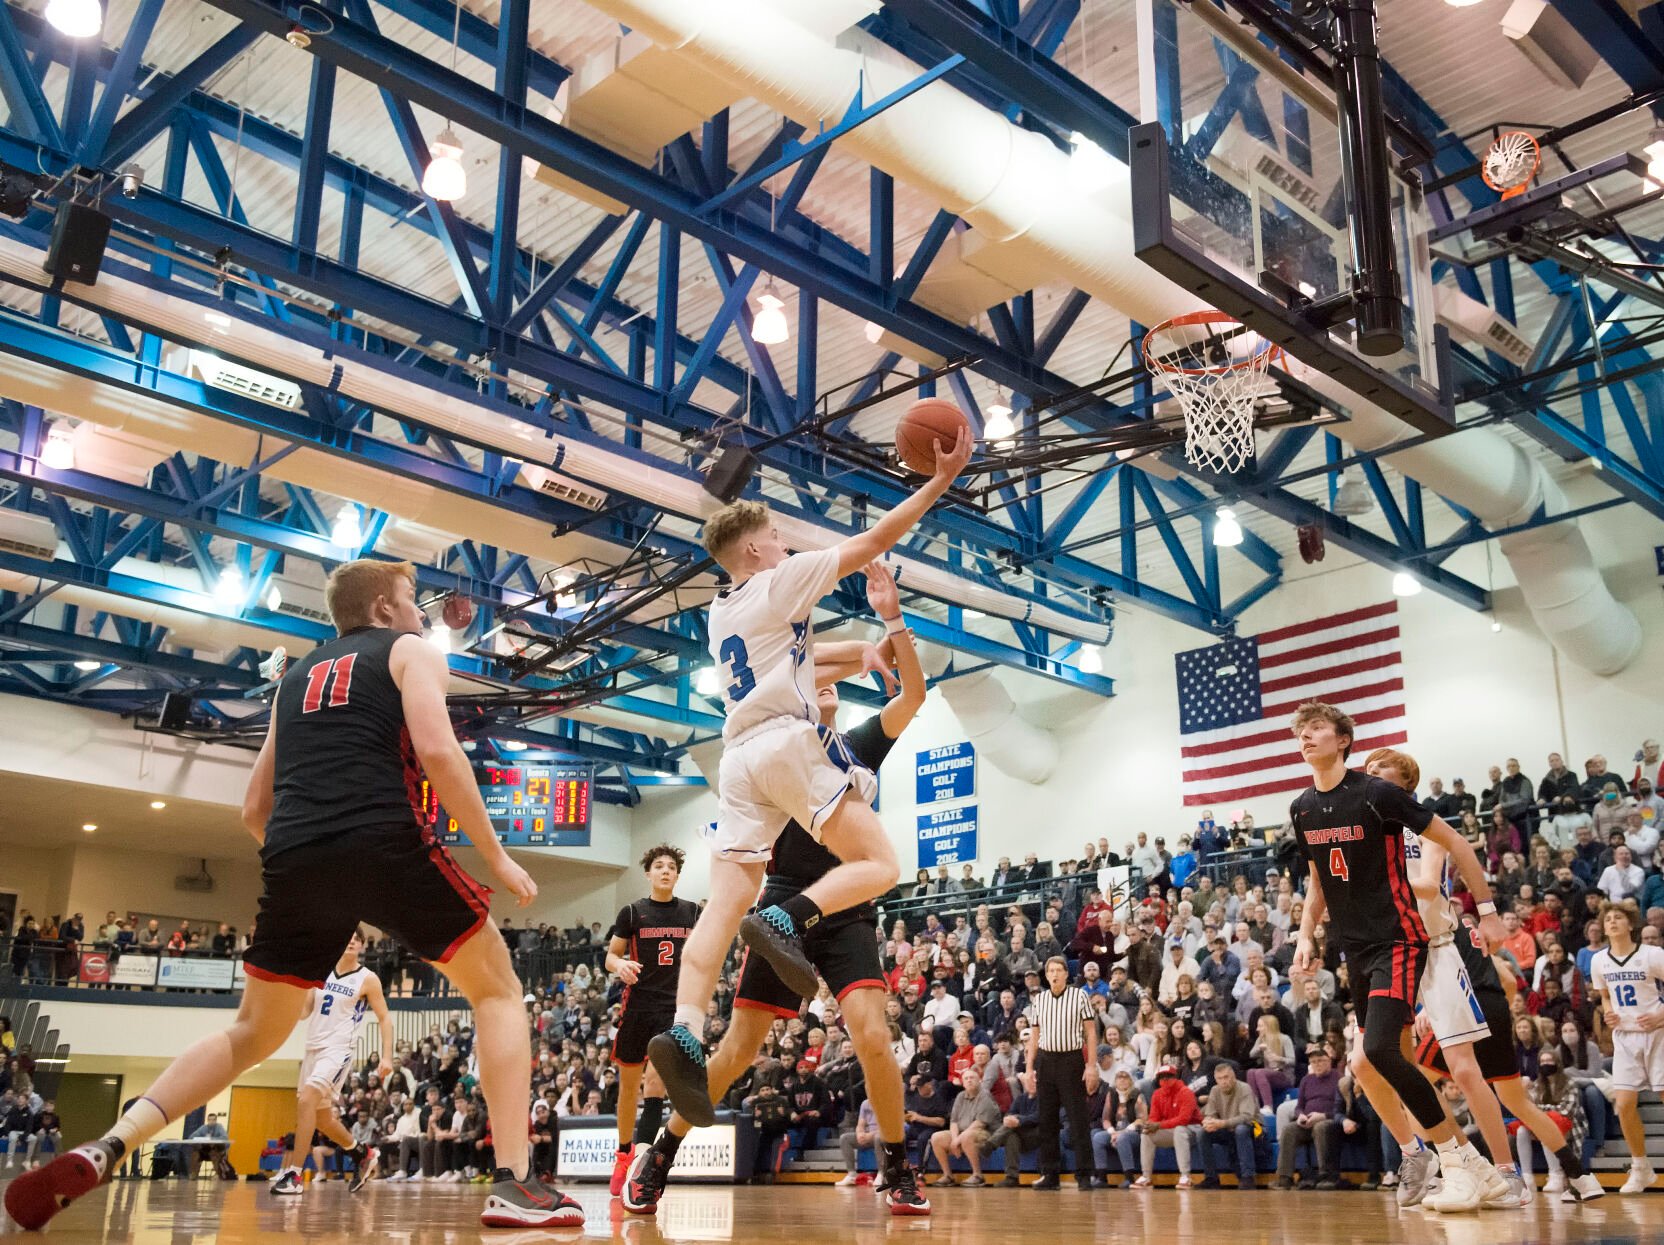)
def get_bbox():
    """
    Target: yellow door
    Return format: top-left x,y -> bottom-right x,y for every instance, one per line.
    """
228,1085 -> 295,1176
